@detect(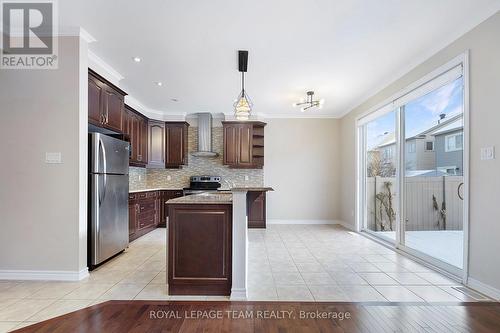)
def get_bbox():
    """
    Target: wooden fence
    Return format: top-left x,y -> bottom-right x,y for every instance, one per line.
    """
366,176 -> 463,231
